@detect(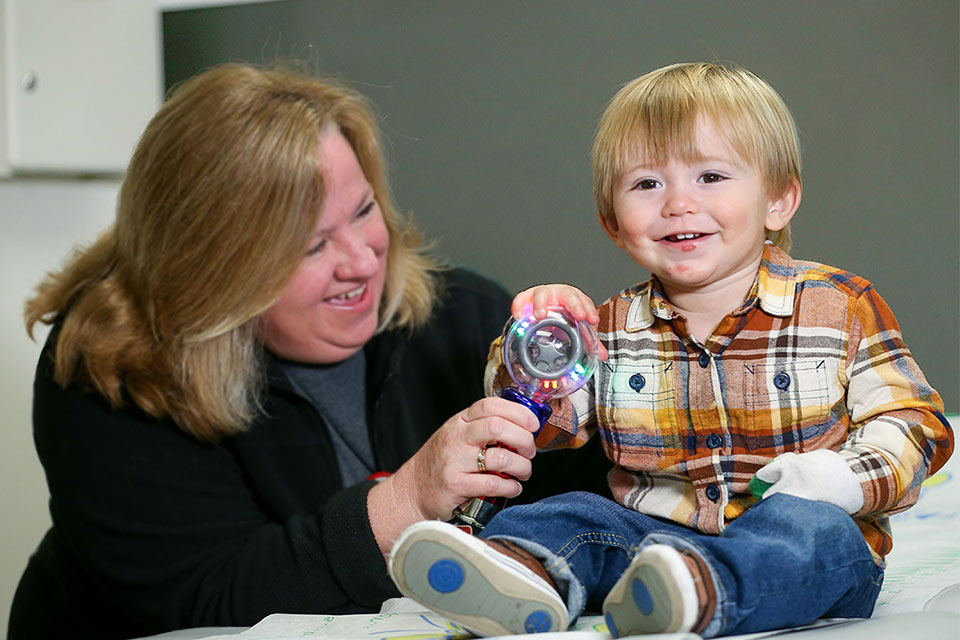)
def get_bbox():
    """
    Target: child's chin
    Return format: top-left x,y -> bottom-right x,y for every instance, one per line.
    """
660,265 -> 713,286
